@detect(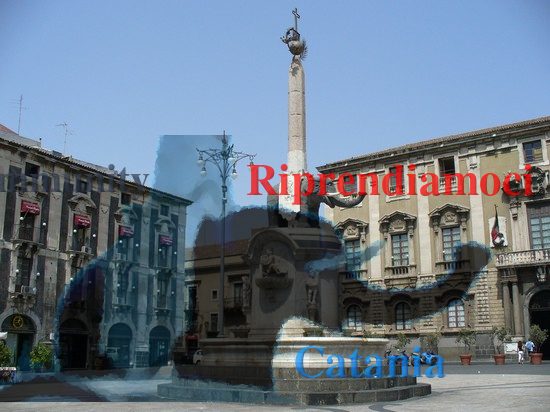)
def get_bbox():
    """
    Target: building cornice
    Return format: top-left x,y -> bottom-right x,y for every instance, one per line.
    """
317,116 -> 550,173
